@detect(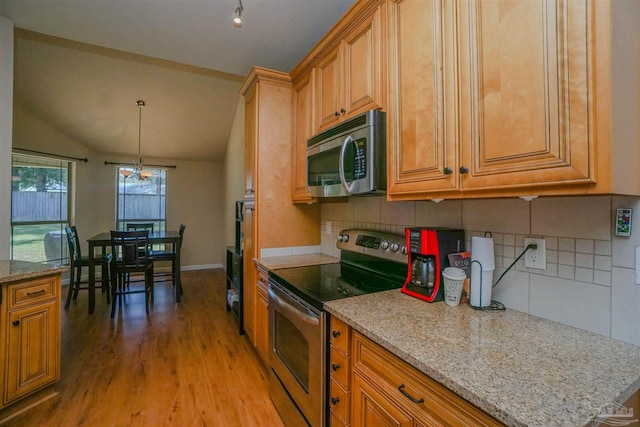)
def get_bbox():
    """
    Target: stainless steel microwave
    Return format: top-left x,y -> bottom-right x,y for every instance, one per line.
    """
306,110 -> 386,197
